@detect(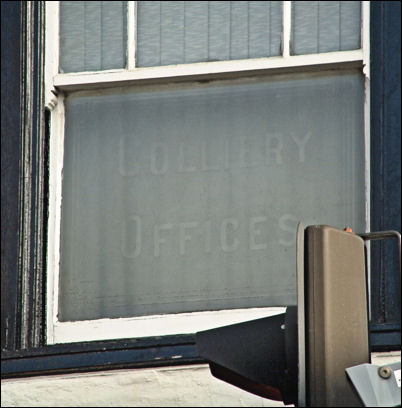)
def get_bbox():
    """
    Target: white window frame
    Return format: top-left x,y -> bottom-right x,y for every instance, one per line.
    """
45,1 -> 371,344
